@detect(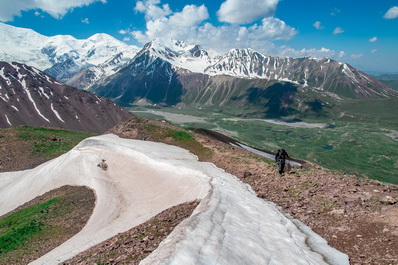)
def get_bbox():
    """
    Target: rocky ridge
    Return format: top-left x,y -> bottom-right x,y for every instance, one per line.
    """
0,61 -> 133,133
